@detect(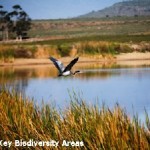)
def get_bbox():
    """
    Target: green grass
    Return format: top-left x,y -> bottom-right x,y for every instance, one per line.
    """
2,35 -> 150,47
29,17 -> 150,38
0,89 -> 150,149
